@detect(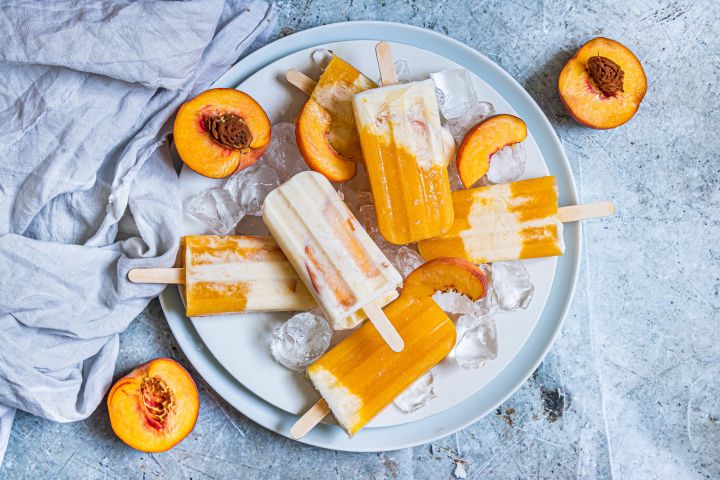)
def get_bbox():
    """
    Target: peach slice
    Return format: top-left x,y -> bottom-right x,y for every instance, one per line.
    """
402,257 -> 488,301
558,37 -> 647,129
295,56 -> 376,182
457,114 -> 527,188
296,100 -> 357,182
174,88 -> 271,178
108,358 -> 199,452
